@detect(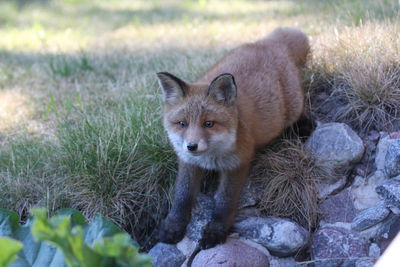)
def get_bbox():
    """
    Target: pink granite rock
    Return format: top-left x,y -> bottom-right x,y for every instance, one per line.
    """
192,238 -> 269,267
311,226 -> 368,267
